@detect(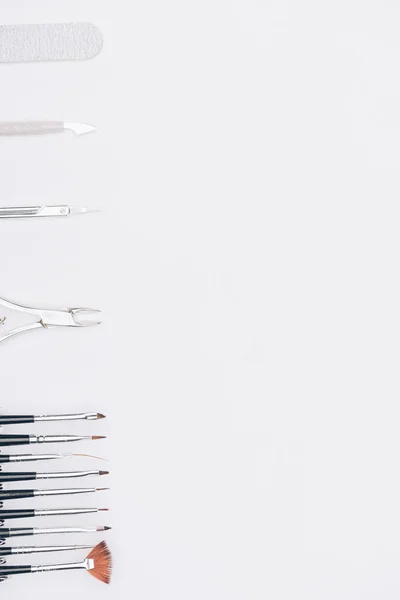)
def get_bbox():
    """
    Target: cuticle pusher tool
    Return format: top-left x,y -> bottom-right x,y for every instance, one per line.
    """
0,296 -> 102,345
0,206 -> 98,219
0,122 -> 96,136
